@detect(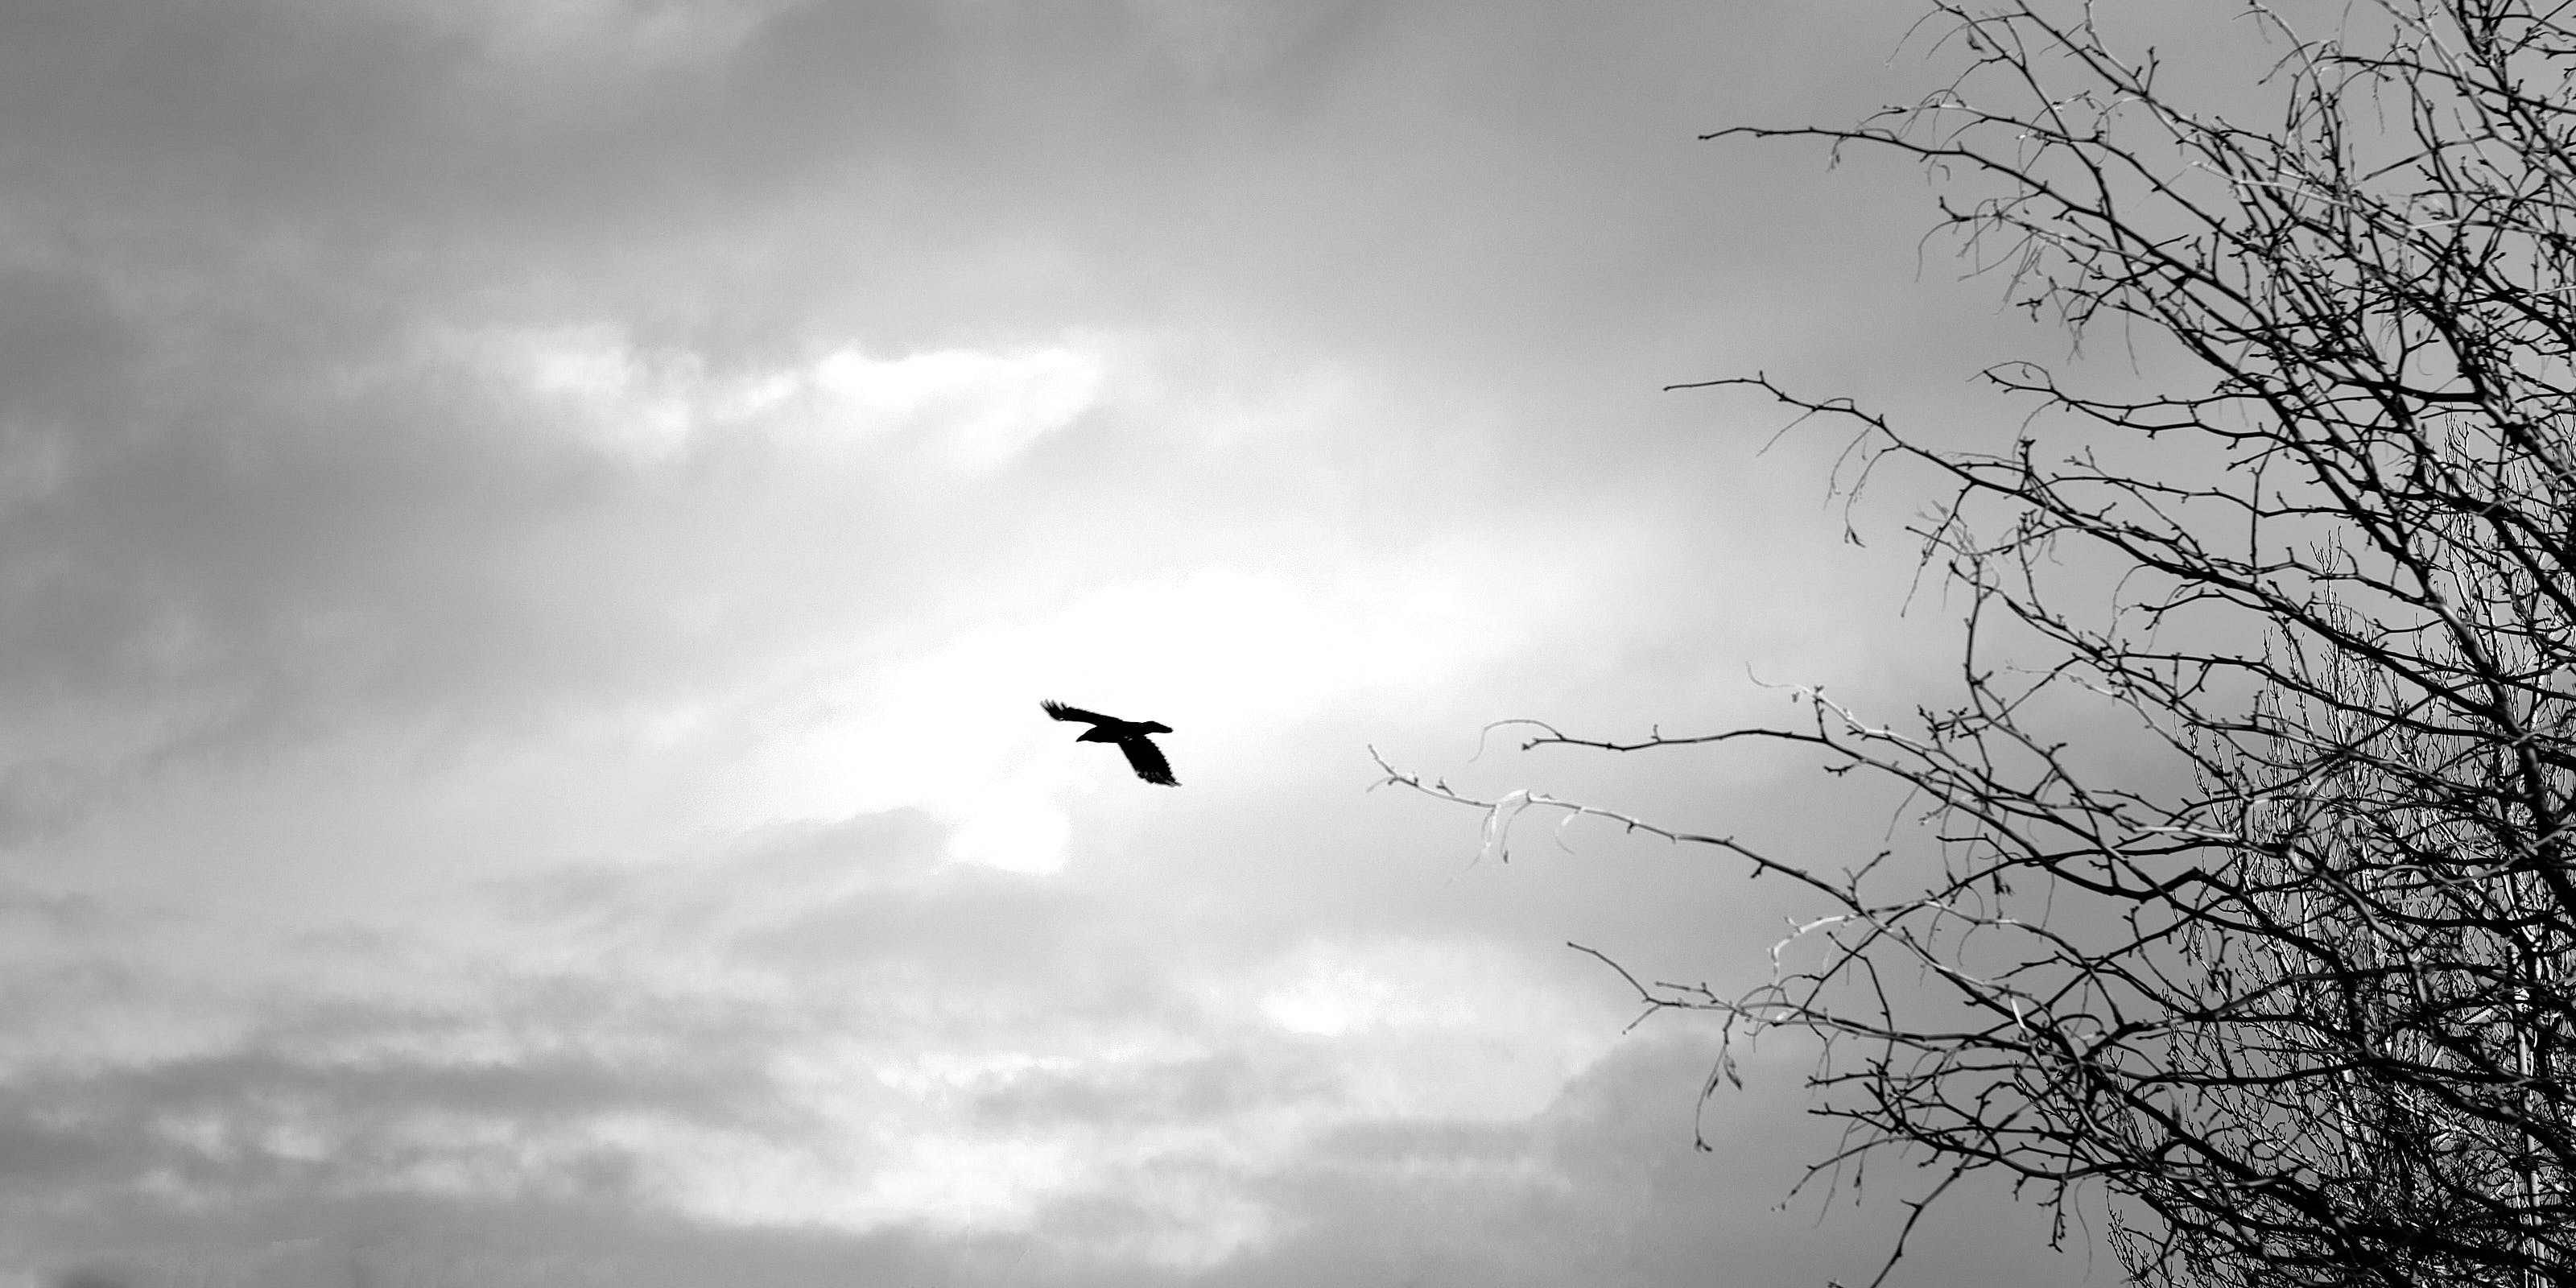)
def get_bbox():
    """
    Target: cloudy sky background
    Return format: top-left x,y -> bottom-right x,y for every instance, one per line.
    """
0,1 -> 2211,1283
